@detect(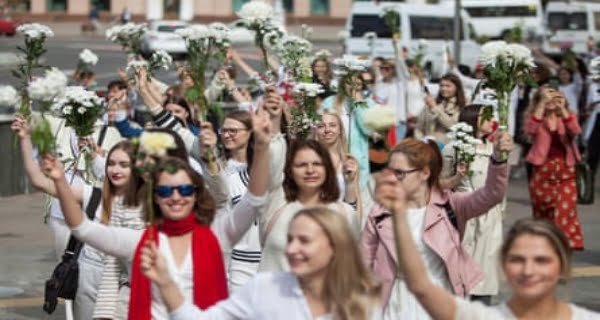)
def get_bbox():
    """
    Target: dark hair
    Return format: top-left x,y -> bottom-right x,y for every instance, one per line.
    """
79,70 -> 95,79
222,110 -> 254,167
107,79 -> 127,91
150,157 -> 215,225
311,57 -> 333,83
101,140 -> 142,224
163,95 -> 195,127
437,73 -> 466,110
283,140 -> 340,202
390,138 -> 443,190
458,104 -> 492,137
